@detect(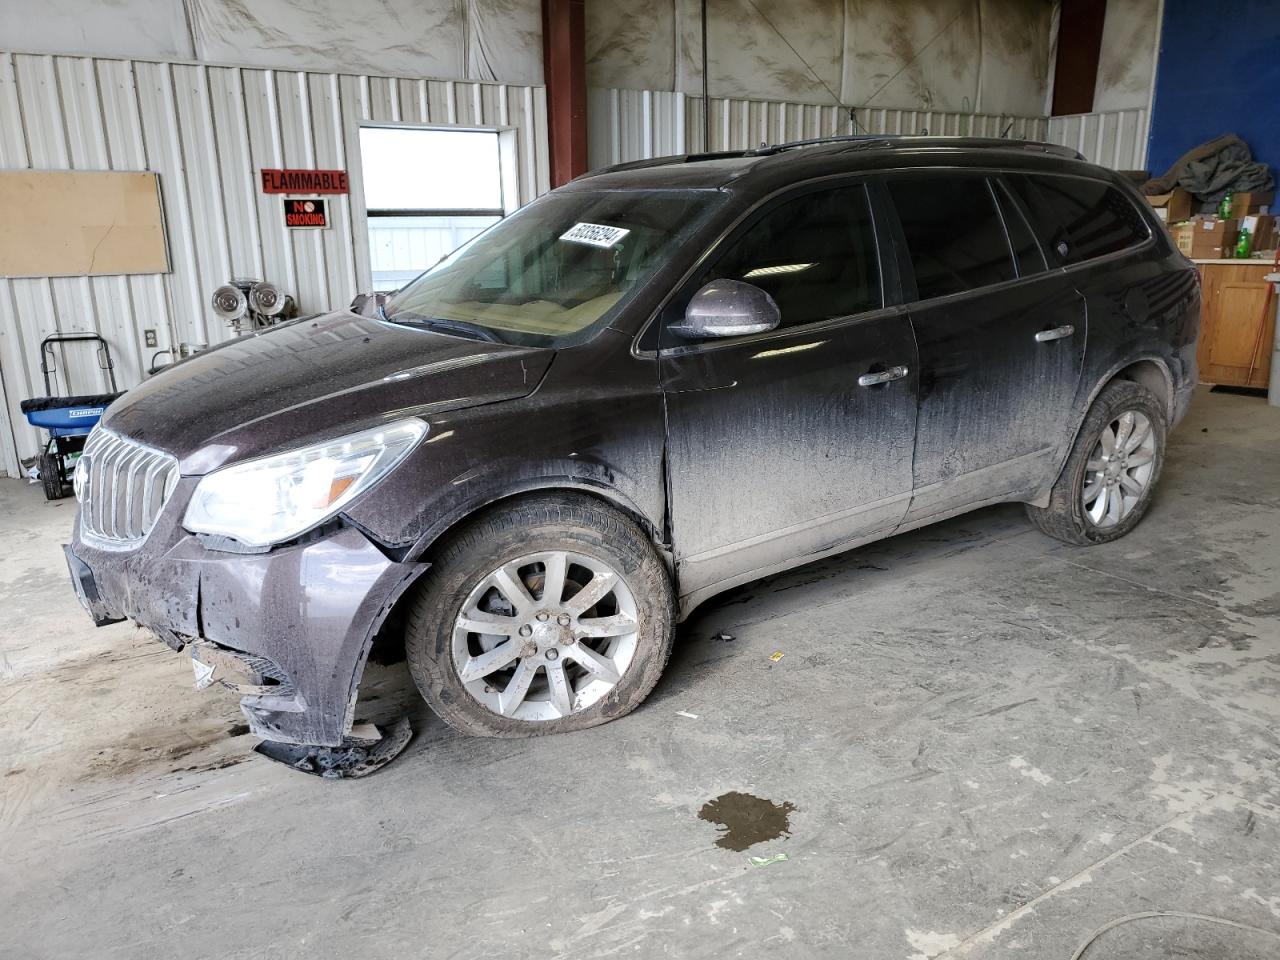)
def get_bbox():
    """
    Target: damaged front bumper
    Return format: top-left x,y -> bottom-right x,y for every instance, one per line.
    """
66,478 -> 428,748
